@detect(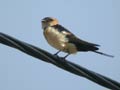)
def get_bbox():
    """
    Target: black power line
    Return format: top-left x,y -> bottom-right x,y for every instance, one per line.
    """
0,32 -> 120,90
